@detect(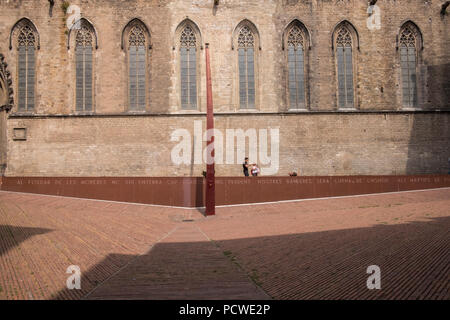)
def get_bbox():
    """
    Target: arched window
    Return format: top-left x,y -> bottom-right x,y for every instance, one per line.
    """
285,22 -> 311,110
399,23 -> 420,108
180,25 -> 197,110
334,24 -> 355,108
237,26 -> 255,109
17,24 -> 36,112
128,25 -> 147,111
75,25 -> 94,111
